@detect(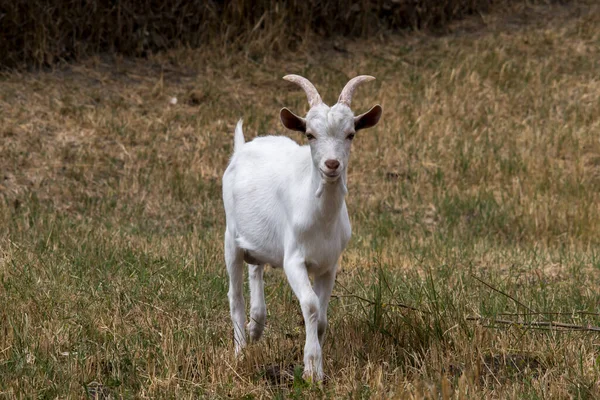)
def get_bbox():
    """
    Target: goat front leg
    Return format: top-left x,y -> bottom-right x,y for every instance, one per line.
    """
313,267 -> 337,346
224,230 -> 246,355
283,257 -> 323,382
